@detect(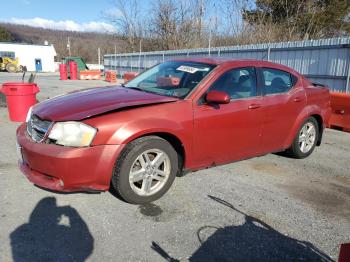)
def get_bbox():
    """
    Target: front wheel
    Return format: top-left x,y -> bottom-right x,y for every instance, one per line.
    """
111,136 -> 178,204
286,117 -> 319,159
